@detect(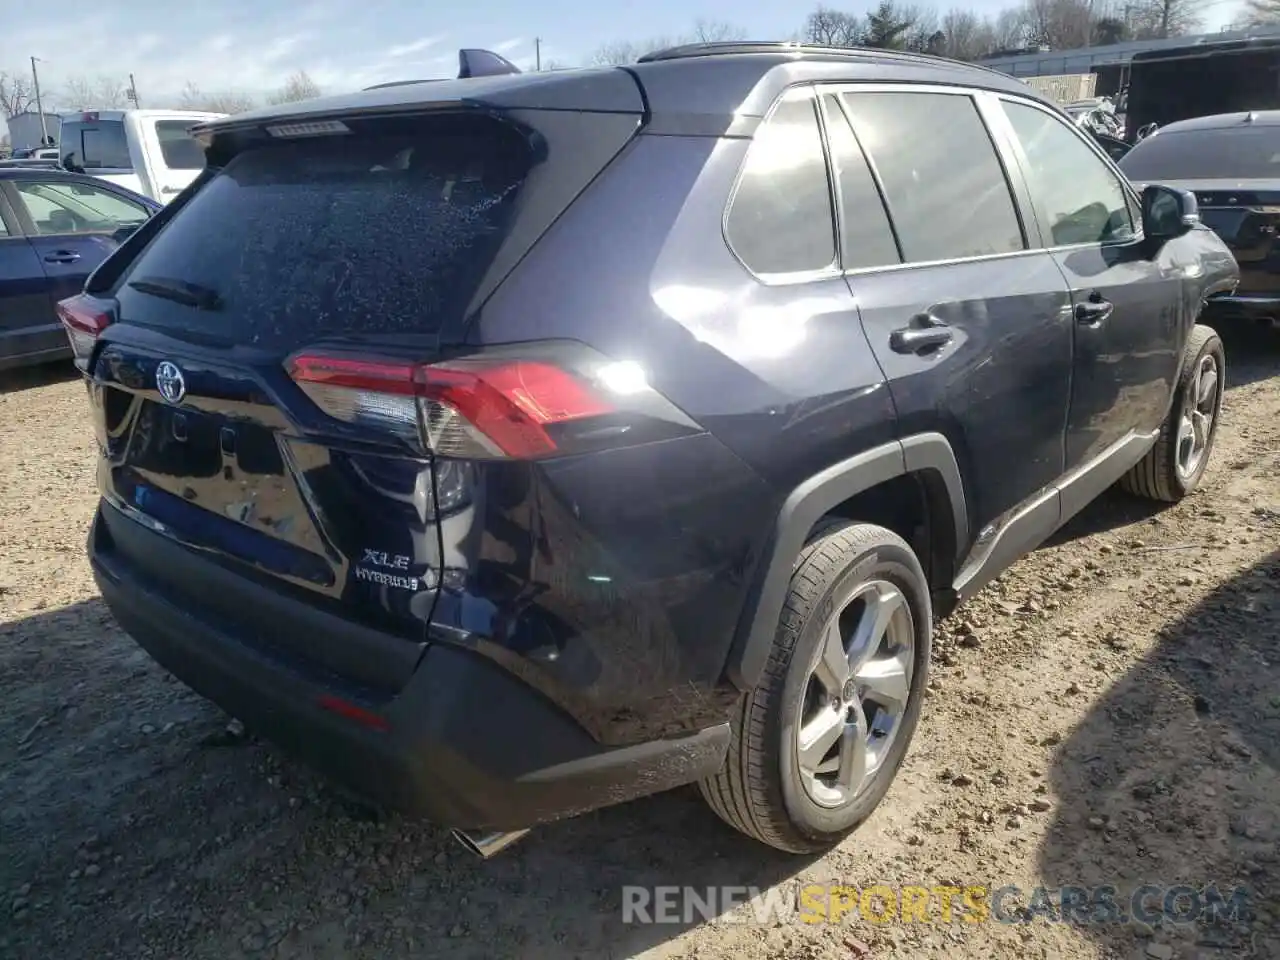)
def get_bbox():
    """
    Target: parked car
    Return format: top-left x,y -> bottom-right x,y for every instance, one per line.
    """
1120,111 -> 1279,326
0,158 -> 63,170
12,147 -> 61,161
57,109 -> 225,204
1,168 -> 159,370
62,42 -> 1238,857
